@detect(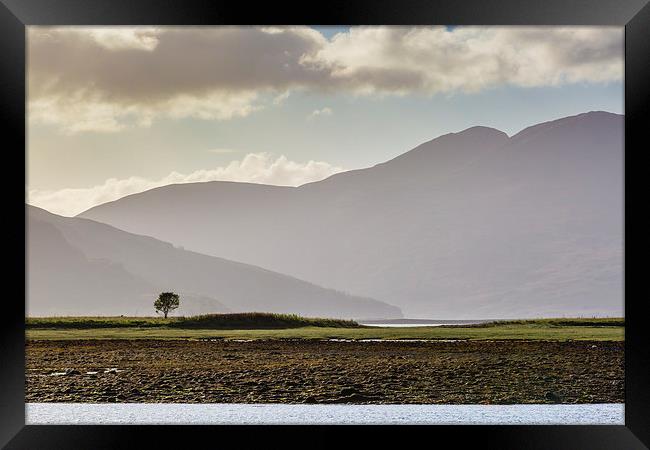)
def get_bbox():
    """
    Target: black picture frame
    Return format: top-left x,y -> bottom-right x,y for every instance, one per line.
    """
2,0 -> 648,448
